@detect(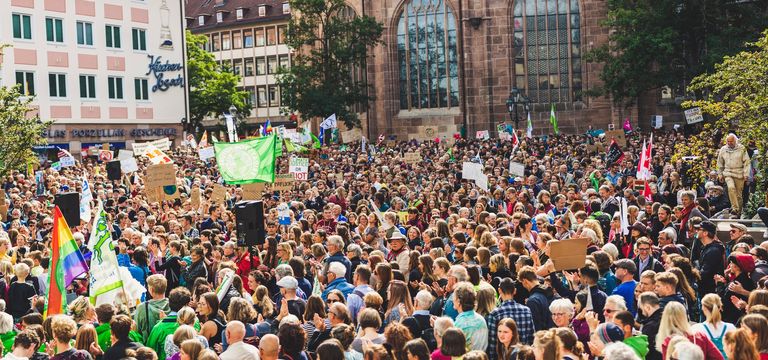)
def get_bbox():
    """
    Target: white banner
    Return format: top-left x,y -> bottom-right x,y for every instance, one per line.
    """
289,157 -> 309,181
131,138 -> 171,155
60,156 -> 76,168
509,161 -> 525,177
198,146 -> 215,161
120,158 -> 139,173
462,162 -> 484,181
80,178 -> 93,223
